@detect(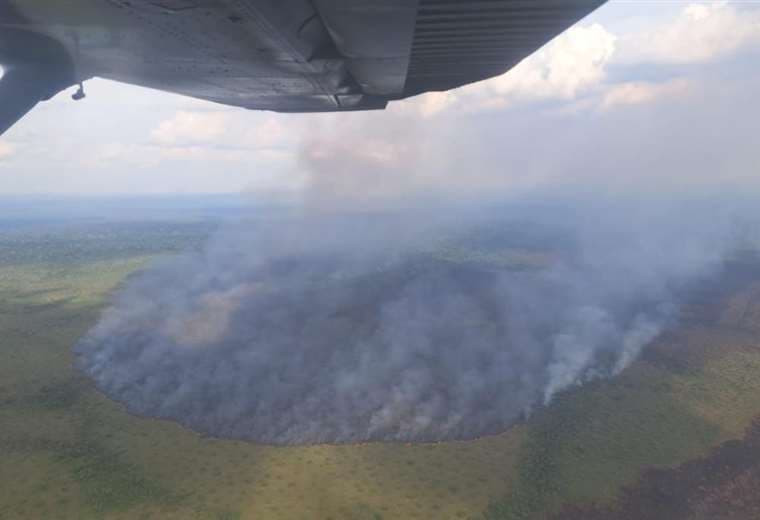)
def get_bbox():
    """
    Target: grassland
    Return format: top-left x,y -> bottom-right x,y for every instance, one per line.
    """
2,221 -> 760,519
